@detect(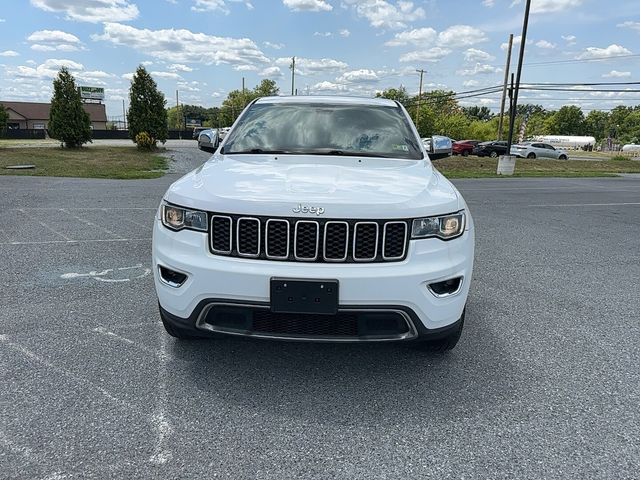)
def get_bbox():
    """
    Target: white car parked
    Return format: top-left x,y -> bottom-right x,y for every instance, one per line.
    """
511,142 -> 569,160
152,96 -> 475,351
